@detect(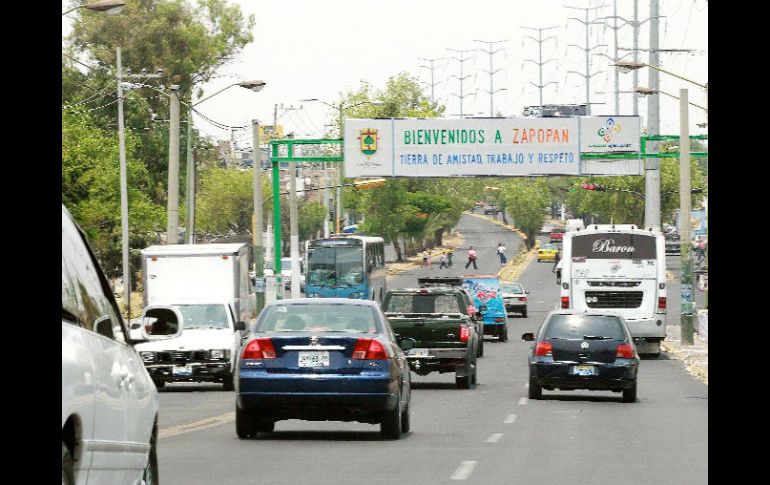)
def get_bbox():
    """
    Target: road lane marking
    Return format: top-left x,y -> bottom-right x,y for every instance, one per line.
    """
485,433 -> 504,443
159,412 -> 234,439
504,414 -> 517,424
518,397 -> 528,406
451,461 -> 478,480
